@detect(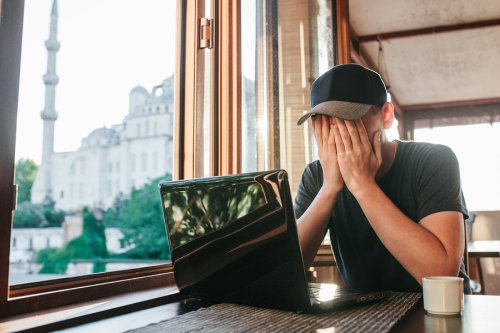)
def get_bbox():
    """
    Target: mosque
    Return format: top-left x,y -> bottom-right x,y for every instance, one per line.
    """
30,1 -> 174,211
